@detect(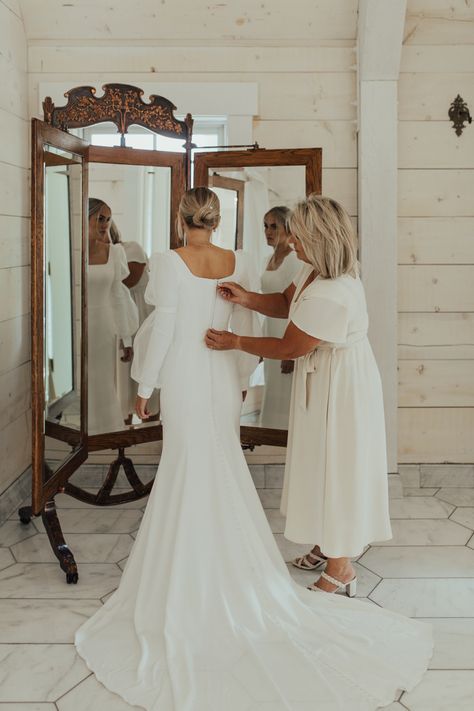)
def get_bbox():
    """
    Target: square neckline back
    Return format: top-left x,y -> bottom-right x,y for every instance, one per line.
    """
171,249 -> 237,282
